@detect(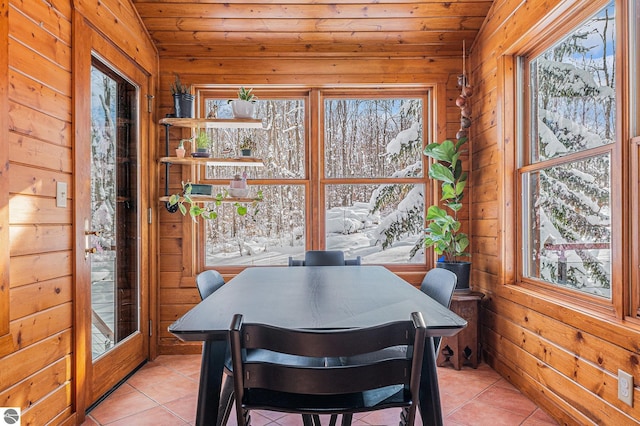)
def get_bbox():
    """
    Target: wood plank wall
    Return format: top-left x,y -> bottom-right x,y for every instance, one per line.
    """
470,0 -> 640,424
156,58 -> 468,354
0,0 -> 155,423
